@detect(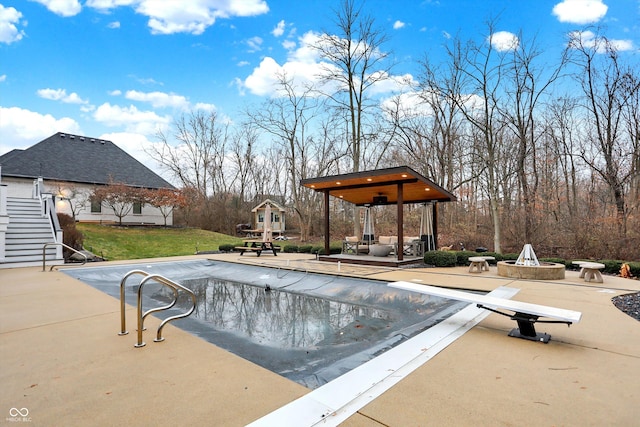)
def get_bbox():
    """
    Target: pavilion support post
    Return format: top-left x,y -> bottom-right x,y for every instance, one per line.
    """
397,183 -> 404,261
432,202 -> 438,250
324,190 -> 330,255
